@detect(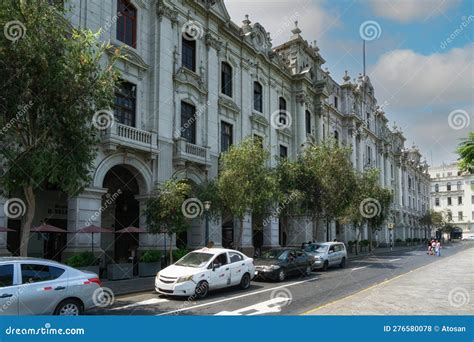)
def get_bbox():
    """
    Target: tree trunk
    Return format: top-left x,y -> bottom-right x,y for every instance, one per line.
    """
238,218 -> 244,249
368,226 -> 373,252
355,227 -> 361,255
20,186 -> 35,257
326,218 -> 330,242
168,234 -> 173,264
